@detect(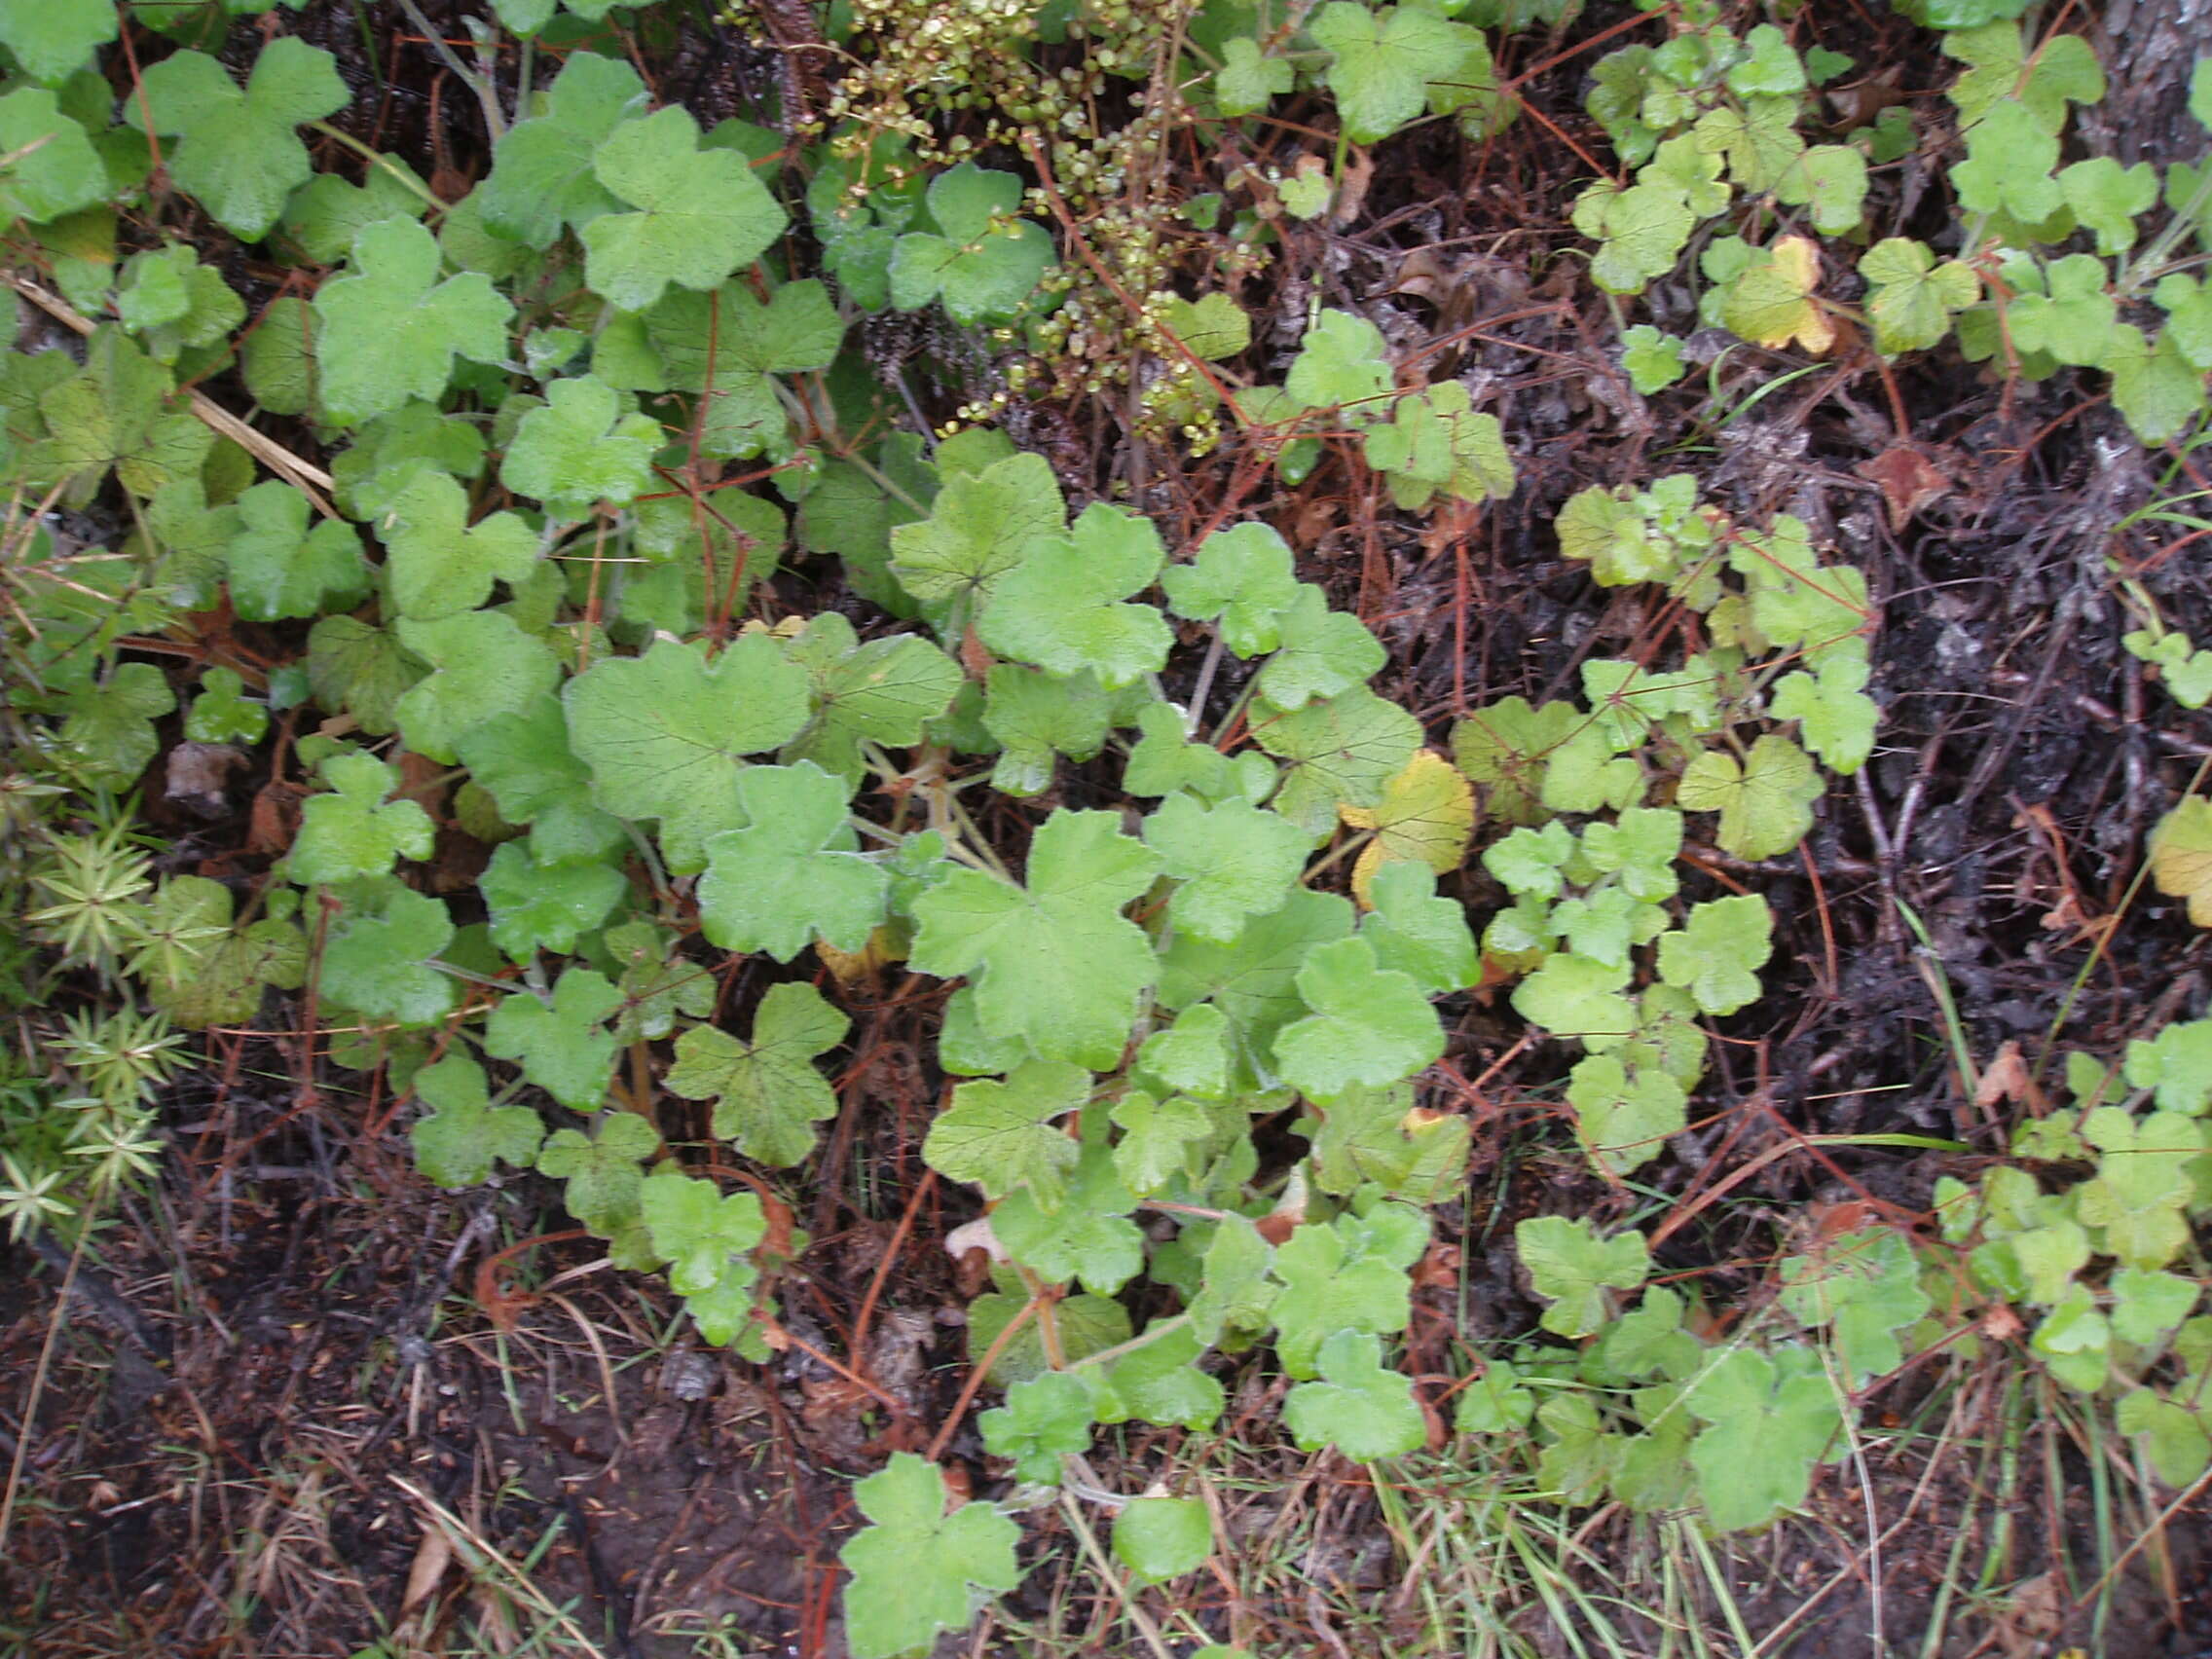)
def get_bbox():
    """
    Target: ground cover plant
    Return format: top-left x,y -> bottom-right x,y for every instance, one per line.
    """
4,0 -> 2212,1654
